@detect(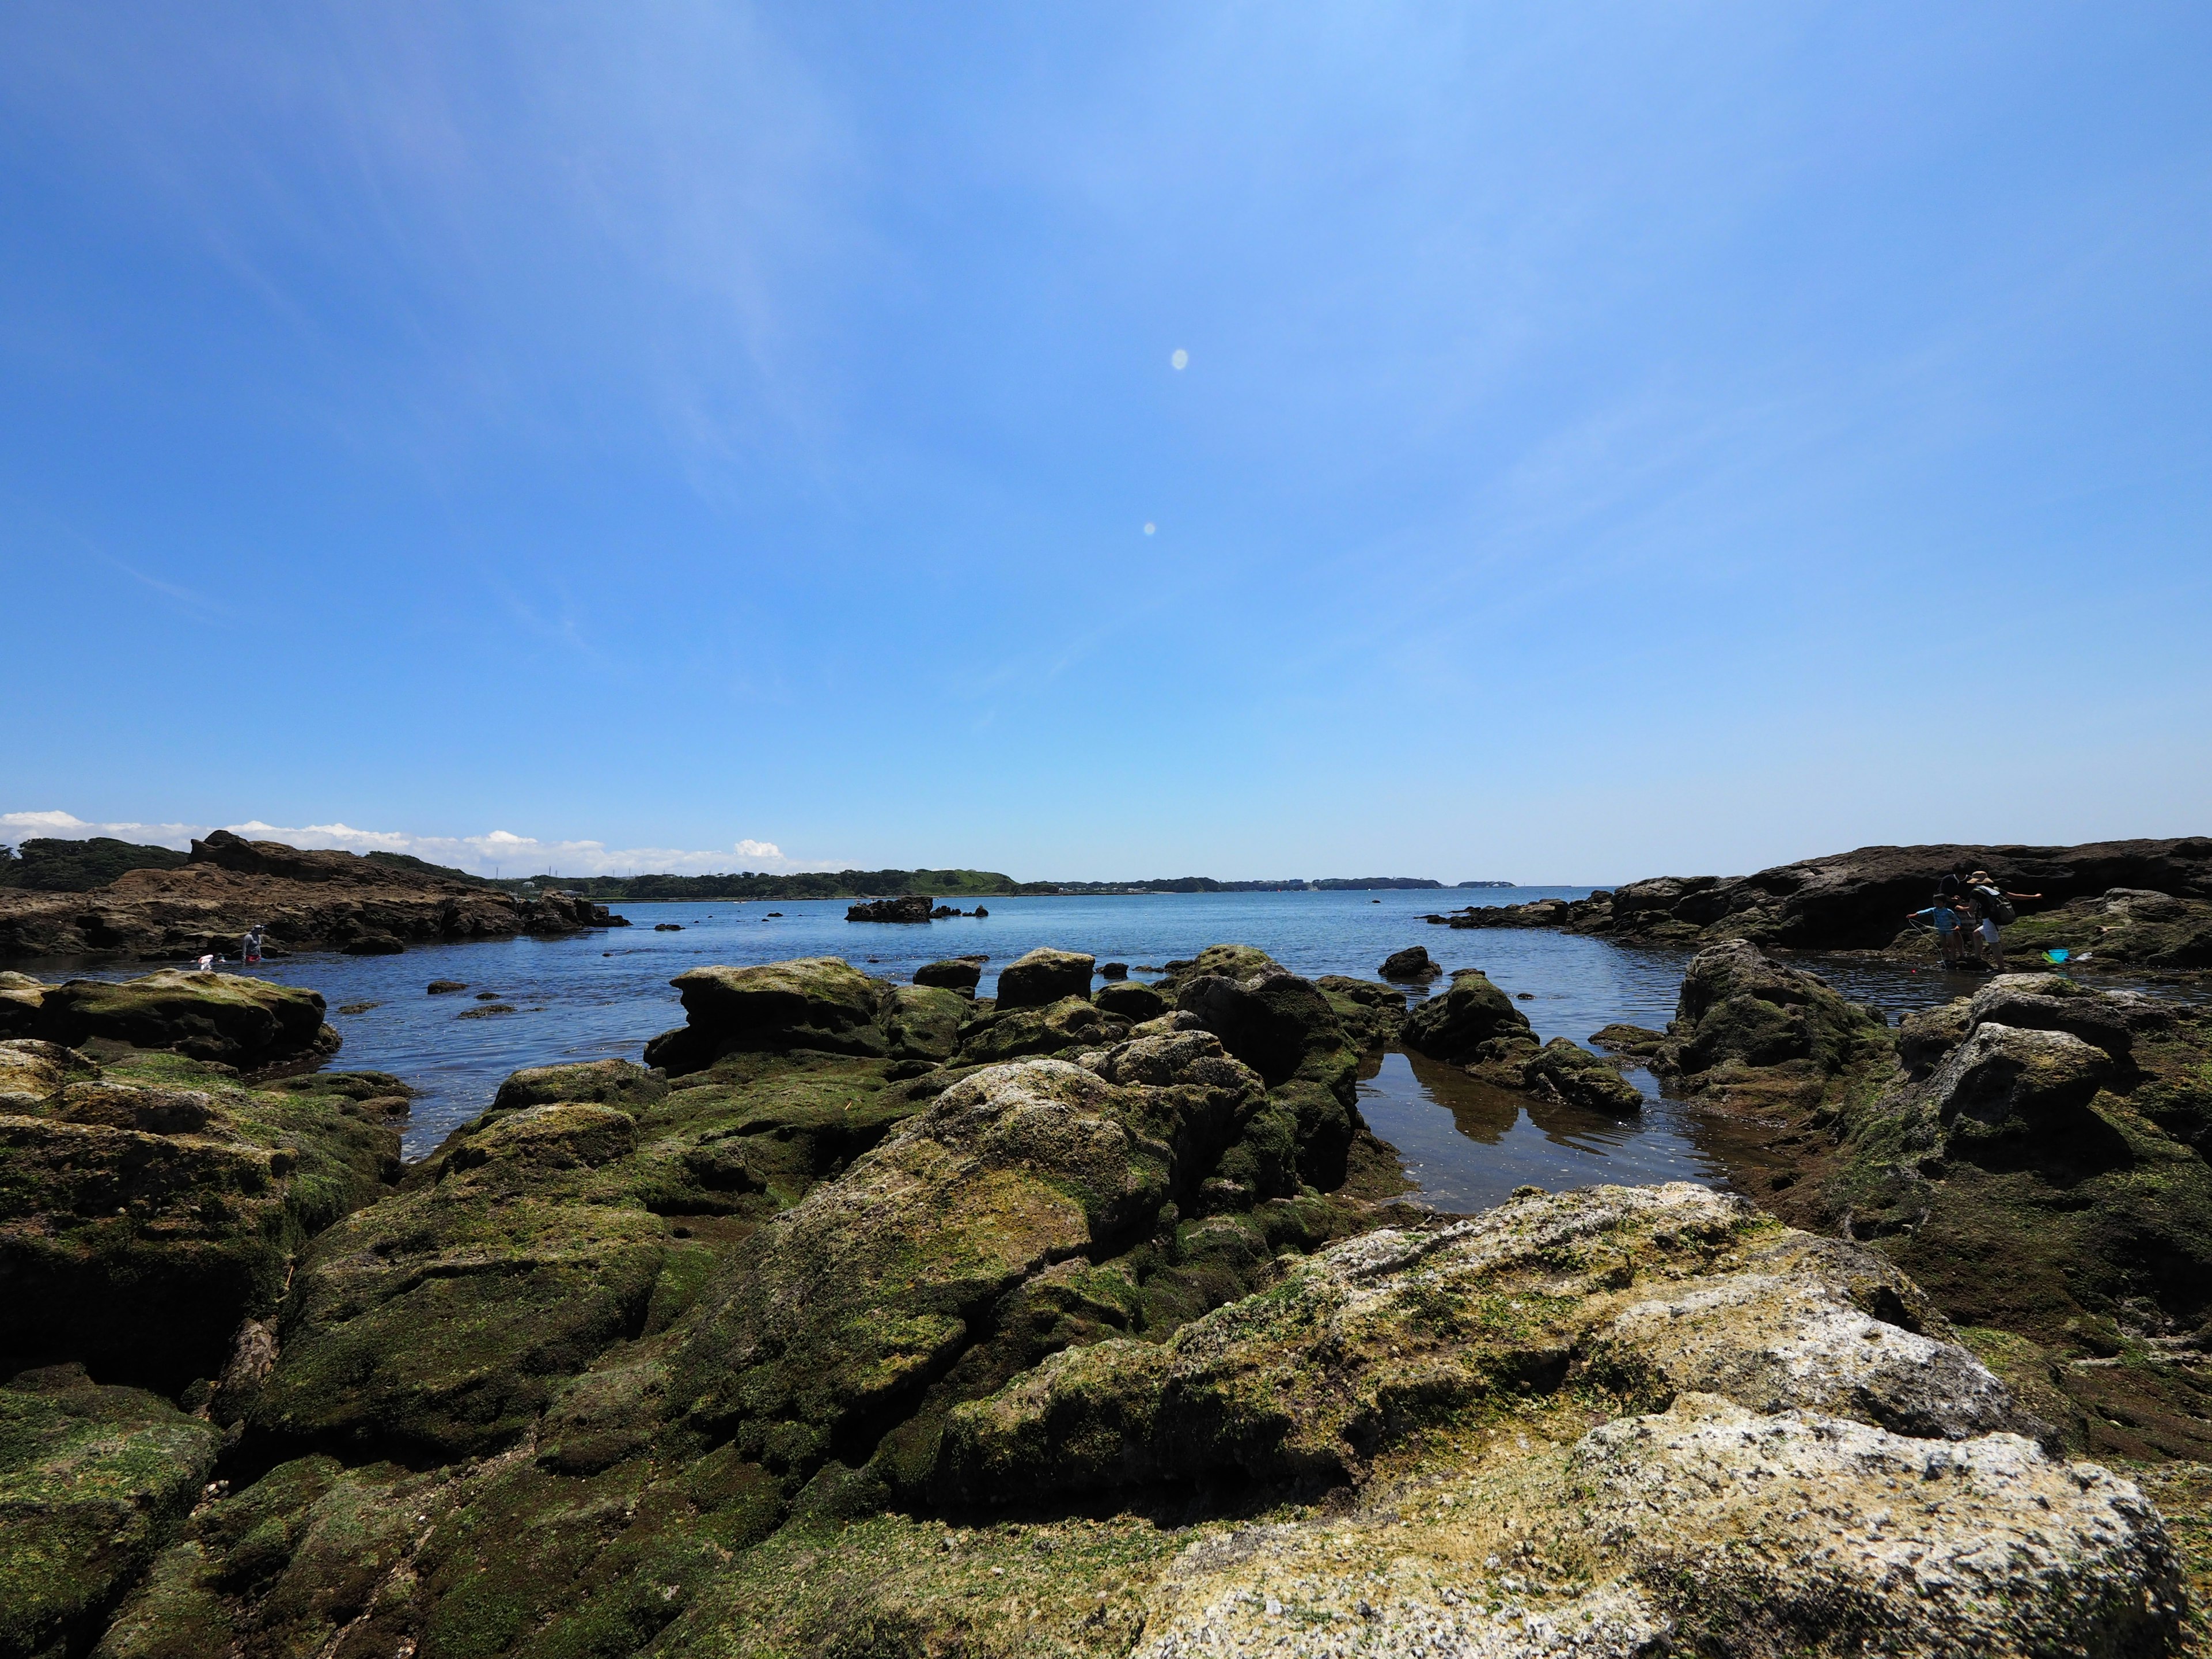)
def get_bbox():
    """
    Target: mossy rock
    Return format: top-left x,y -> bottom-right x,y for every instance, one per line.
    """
0,1049 -> 399,1392
1093,978 -> 1169,1022
491,1056 -> 668,1114
1402,968 -> 1535,1064
956,995 -> 1124,1064
1524,1036 -> 1644,1113
35,971 -> 337,1071
0,1368 -> 220,1659
647,958 -> 891,1074
930,1184 -> 2031,1506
